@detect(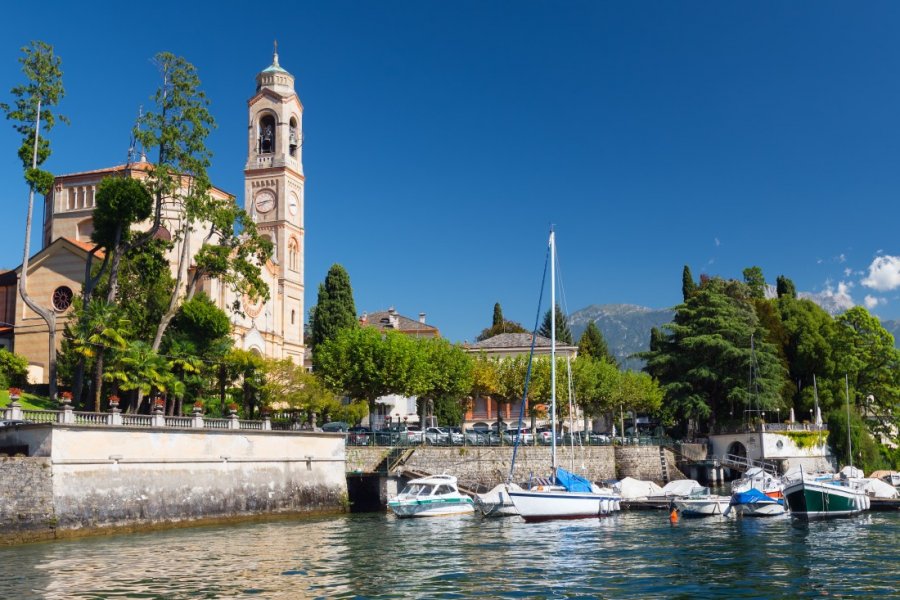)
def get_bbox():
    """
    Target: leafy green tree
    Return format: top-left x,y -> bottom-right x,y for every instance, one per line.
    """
262,358 -> 343,426
315,326 -> 429,410
538,304 -> 573,345
475,319 -> 528,341
572,355 -> 619,427
643,277 -> 786,436
62,300 -> 129,410
310,264 -> 358,352
827,407 -> 884,473
777,296 -> 840,412
419,338 -> 474,426
742,266 -> 767,299
776,275 -> 797,299
2,41 -> 68,400
682,265 -> 697,301
0,349 -> 29,388
577,321 -> 617,365
104,340 -> 170,410
833,307 -> 900,442
222,349 -> 266,417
